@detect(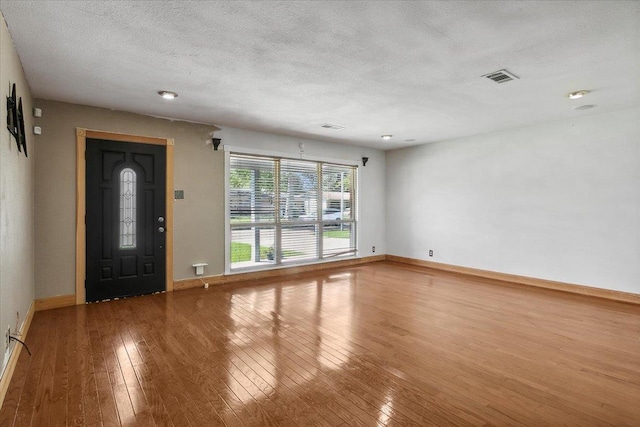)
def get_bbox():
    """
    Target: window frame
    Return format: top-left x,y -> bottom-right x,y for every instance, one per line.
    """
225,149 -> 358,273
